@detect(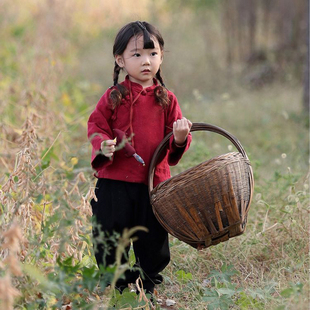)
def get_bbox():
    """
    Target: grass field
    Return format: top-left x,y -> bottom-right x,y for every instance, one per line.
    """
0,1 -> 309,309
